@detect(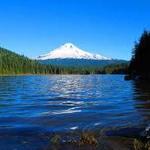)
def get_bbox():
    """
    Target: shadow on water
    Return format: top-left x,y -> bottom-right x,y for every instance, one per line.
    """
133,80 -> 150,106
132,80 -> 150,124
106,80 -> 150,137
